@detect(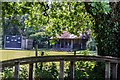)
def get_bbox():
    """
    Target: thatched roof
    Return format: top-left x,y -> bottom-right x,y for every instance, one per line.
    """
57,30 -> 91,39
